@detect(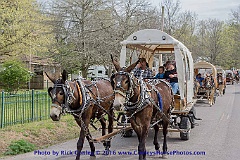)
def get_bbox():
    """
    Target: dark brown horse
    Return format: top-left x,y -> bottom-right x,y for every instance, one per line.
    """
111,57 -> 174,160
235,72 -> 239,84
46,70 -> 114,160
